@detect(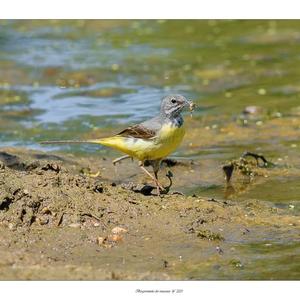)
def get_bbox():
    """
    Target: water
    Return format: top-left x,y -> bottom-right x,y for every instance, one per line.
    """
0,20 -> 300,279
1,20 -> 299,145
